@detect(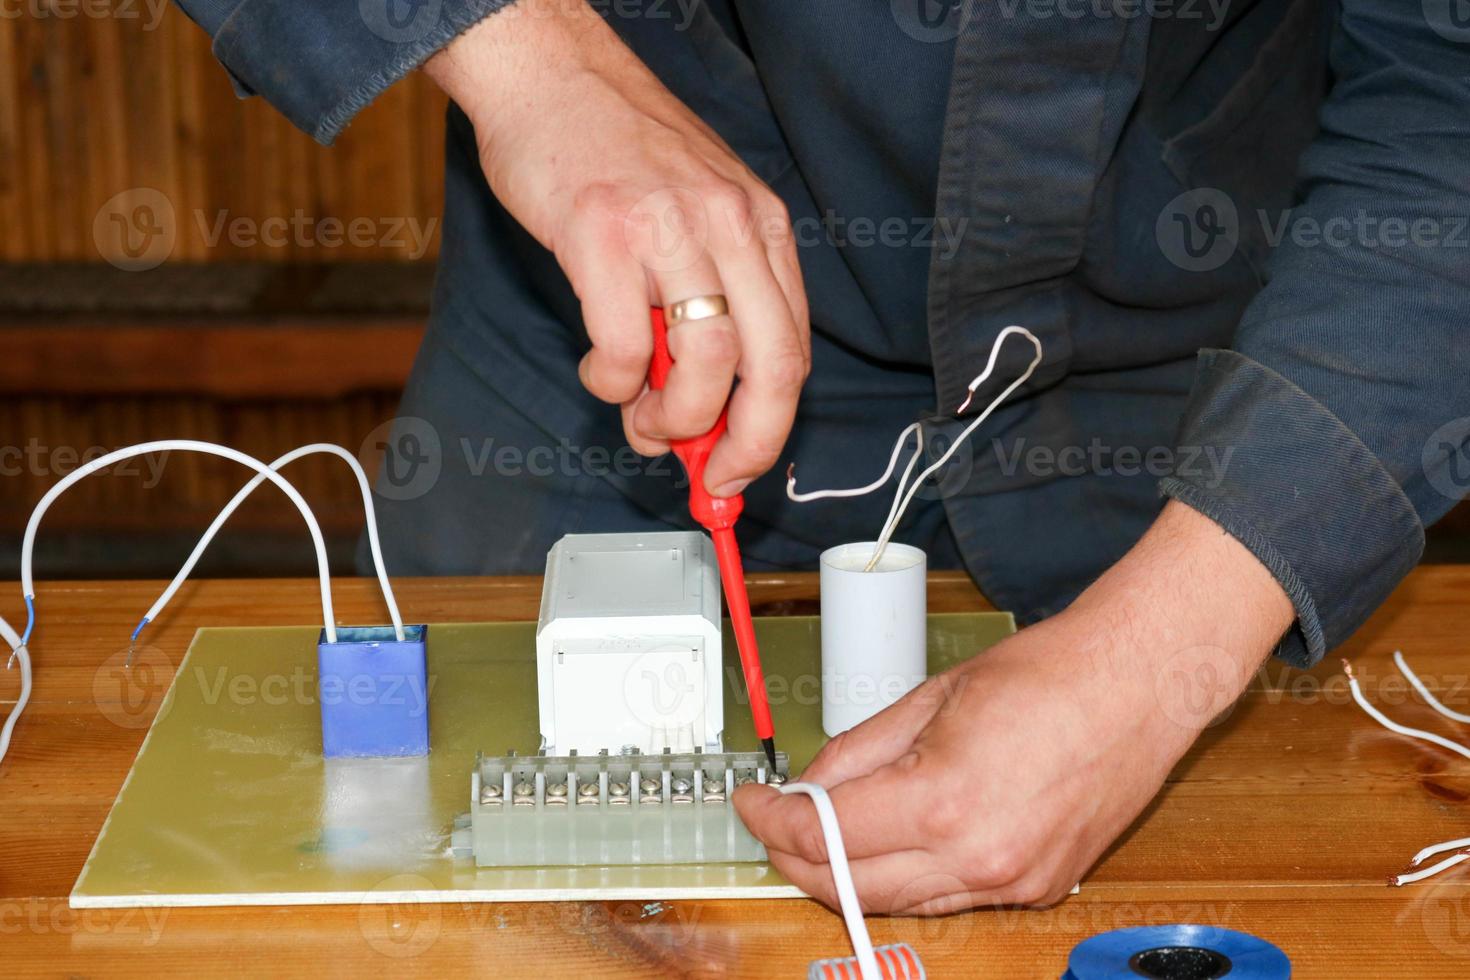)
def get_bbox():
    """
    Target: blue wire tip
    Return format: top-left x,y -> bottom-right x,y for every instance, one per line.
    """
130,618 -> 150,643
20,594 -> 35,646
